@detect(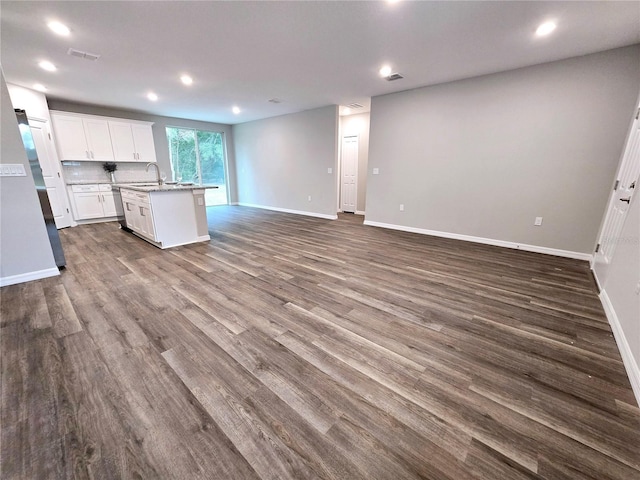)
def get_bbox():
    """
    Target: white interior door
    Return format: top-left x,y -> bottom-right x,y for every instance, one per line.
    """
29,118 -> 73,228
593,108 -> 640,286
341,135 -> 358,213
